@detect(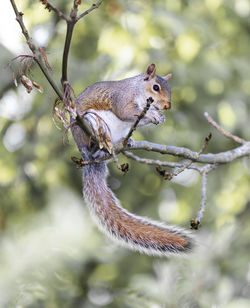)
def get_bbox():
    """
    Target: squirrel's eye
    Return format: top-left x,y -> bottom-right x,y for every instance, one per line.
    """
153,84 -> 160,92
